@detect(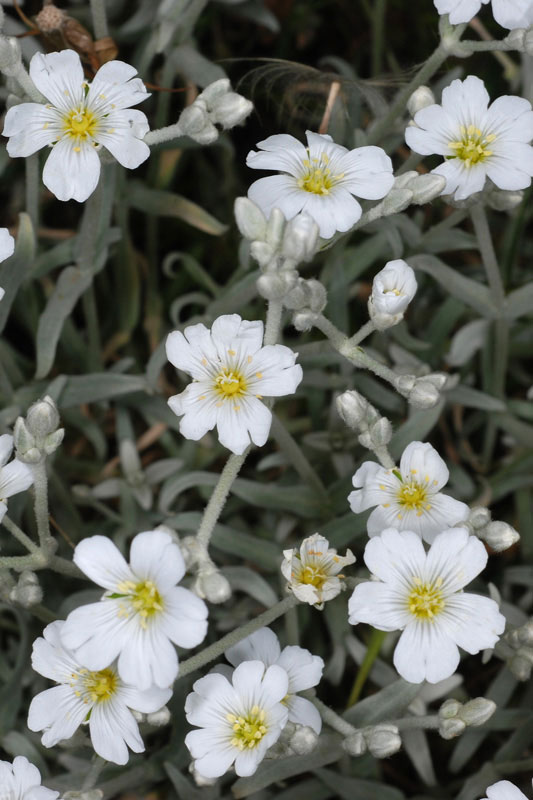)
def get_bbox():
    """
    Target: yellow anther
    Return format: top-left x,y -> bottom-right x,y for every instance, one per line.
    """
407,579 -> 445,620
